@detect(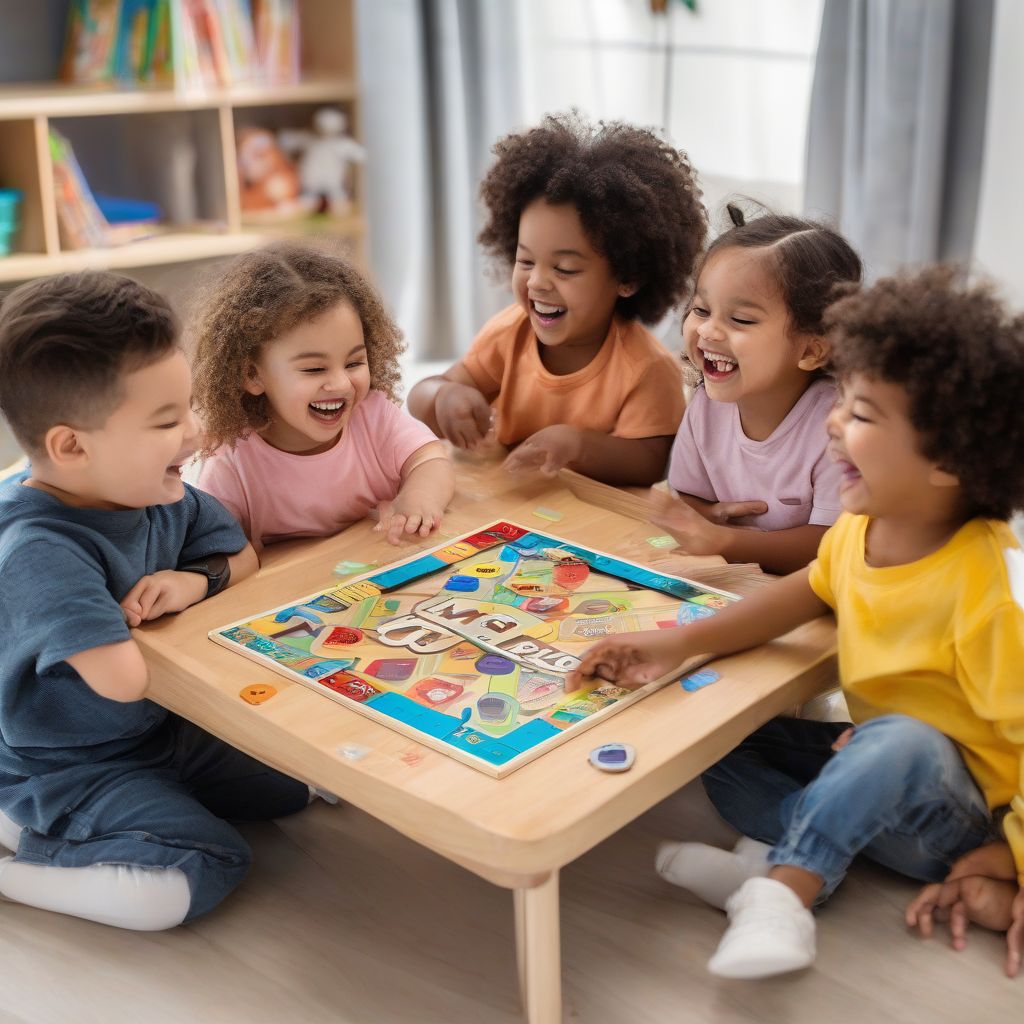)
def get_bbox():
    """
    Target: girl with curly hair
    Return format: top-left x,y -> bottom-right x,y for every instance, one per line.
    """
652,205 -> 863,575
408,111 -> 707,486
191,242 -> 453,550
